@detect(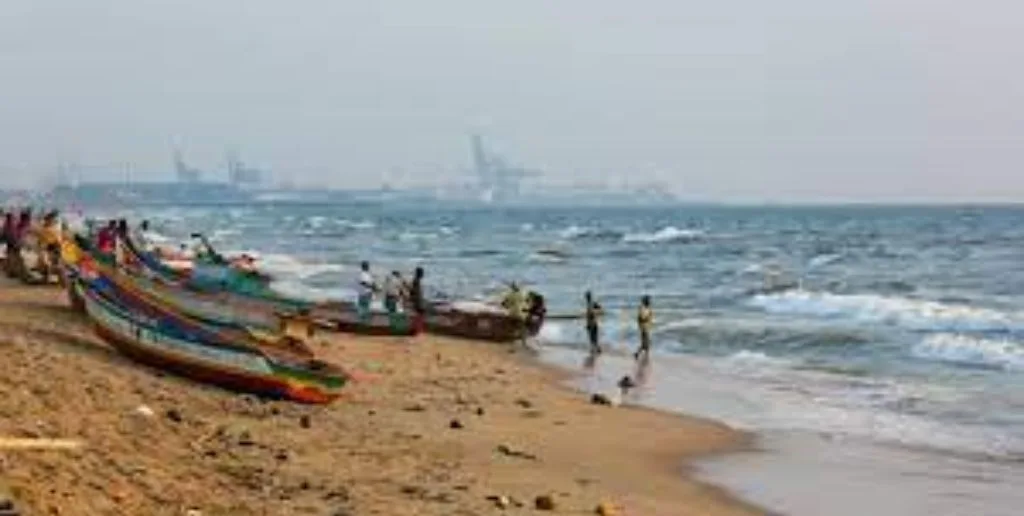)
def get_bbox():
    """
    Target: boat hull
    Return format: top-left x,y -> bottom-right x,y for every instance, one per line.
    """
82,286 -> 338,404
